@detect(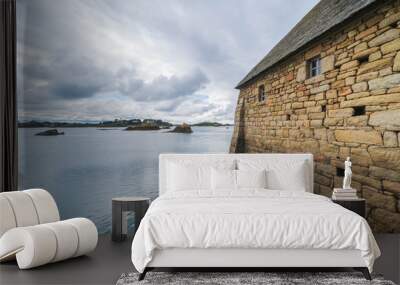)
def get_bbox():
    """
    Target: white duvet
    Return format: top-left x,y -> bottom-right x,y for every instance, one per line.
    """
131,190 -> 380,273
